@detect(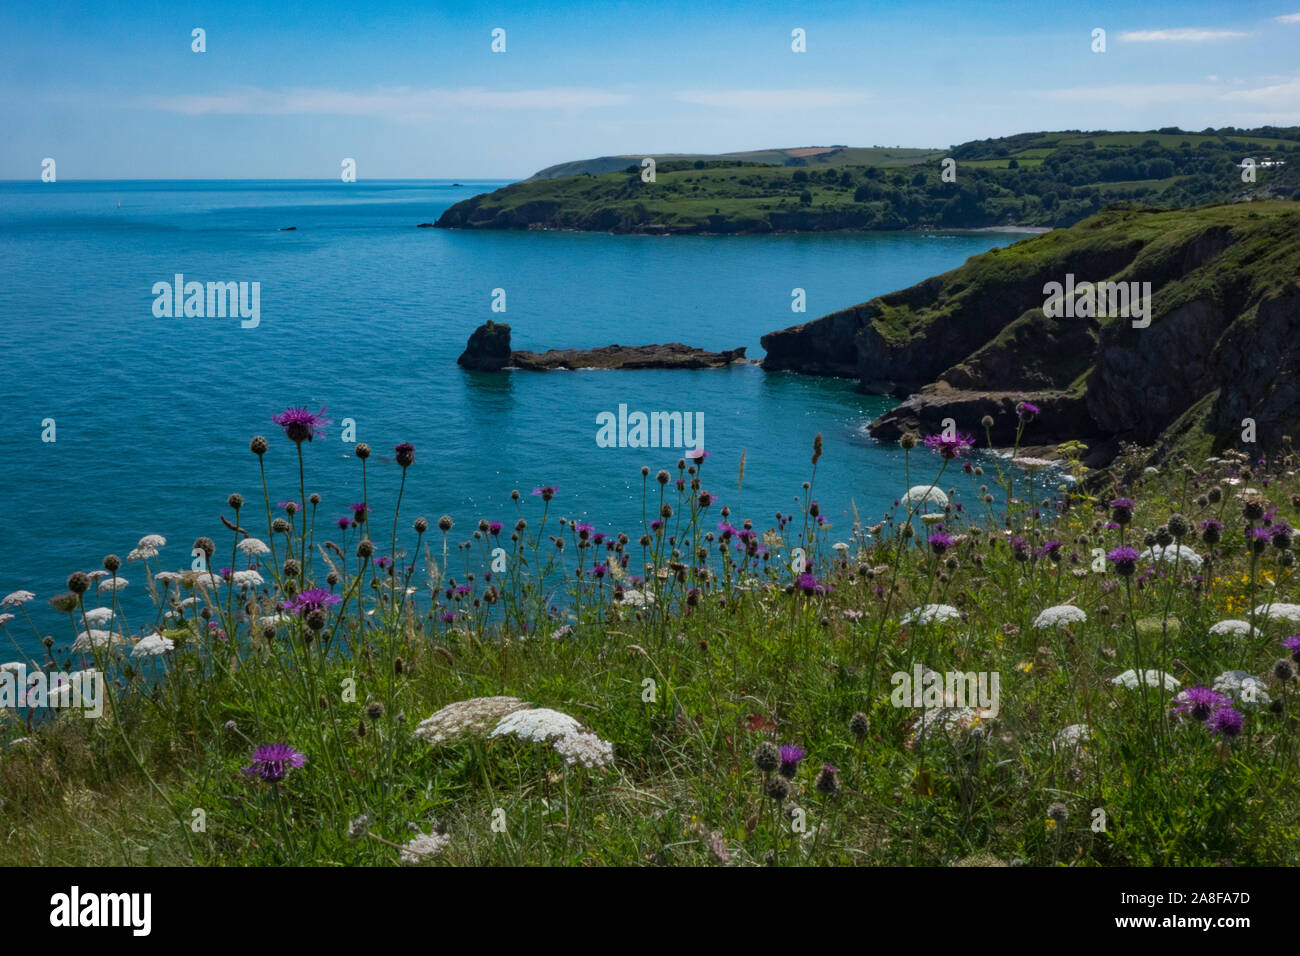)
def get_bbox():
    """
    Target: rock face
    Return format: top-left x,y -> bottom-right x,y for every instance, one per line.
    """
761,202 -> 1300,464
457,320 -> 514,370
458,321 -> 746,371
